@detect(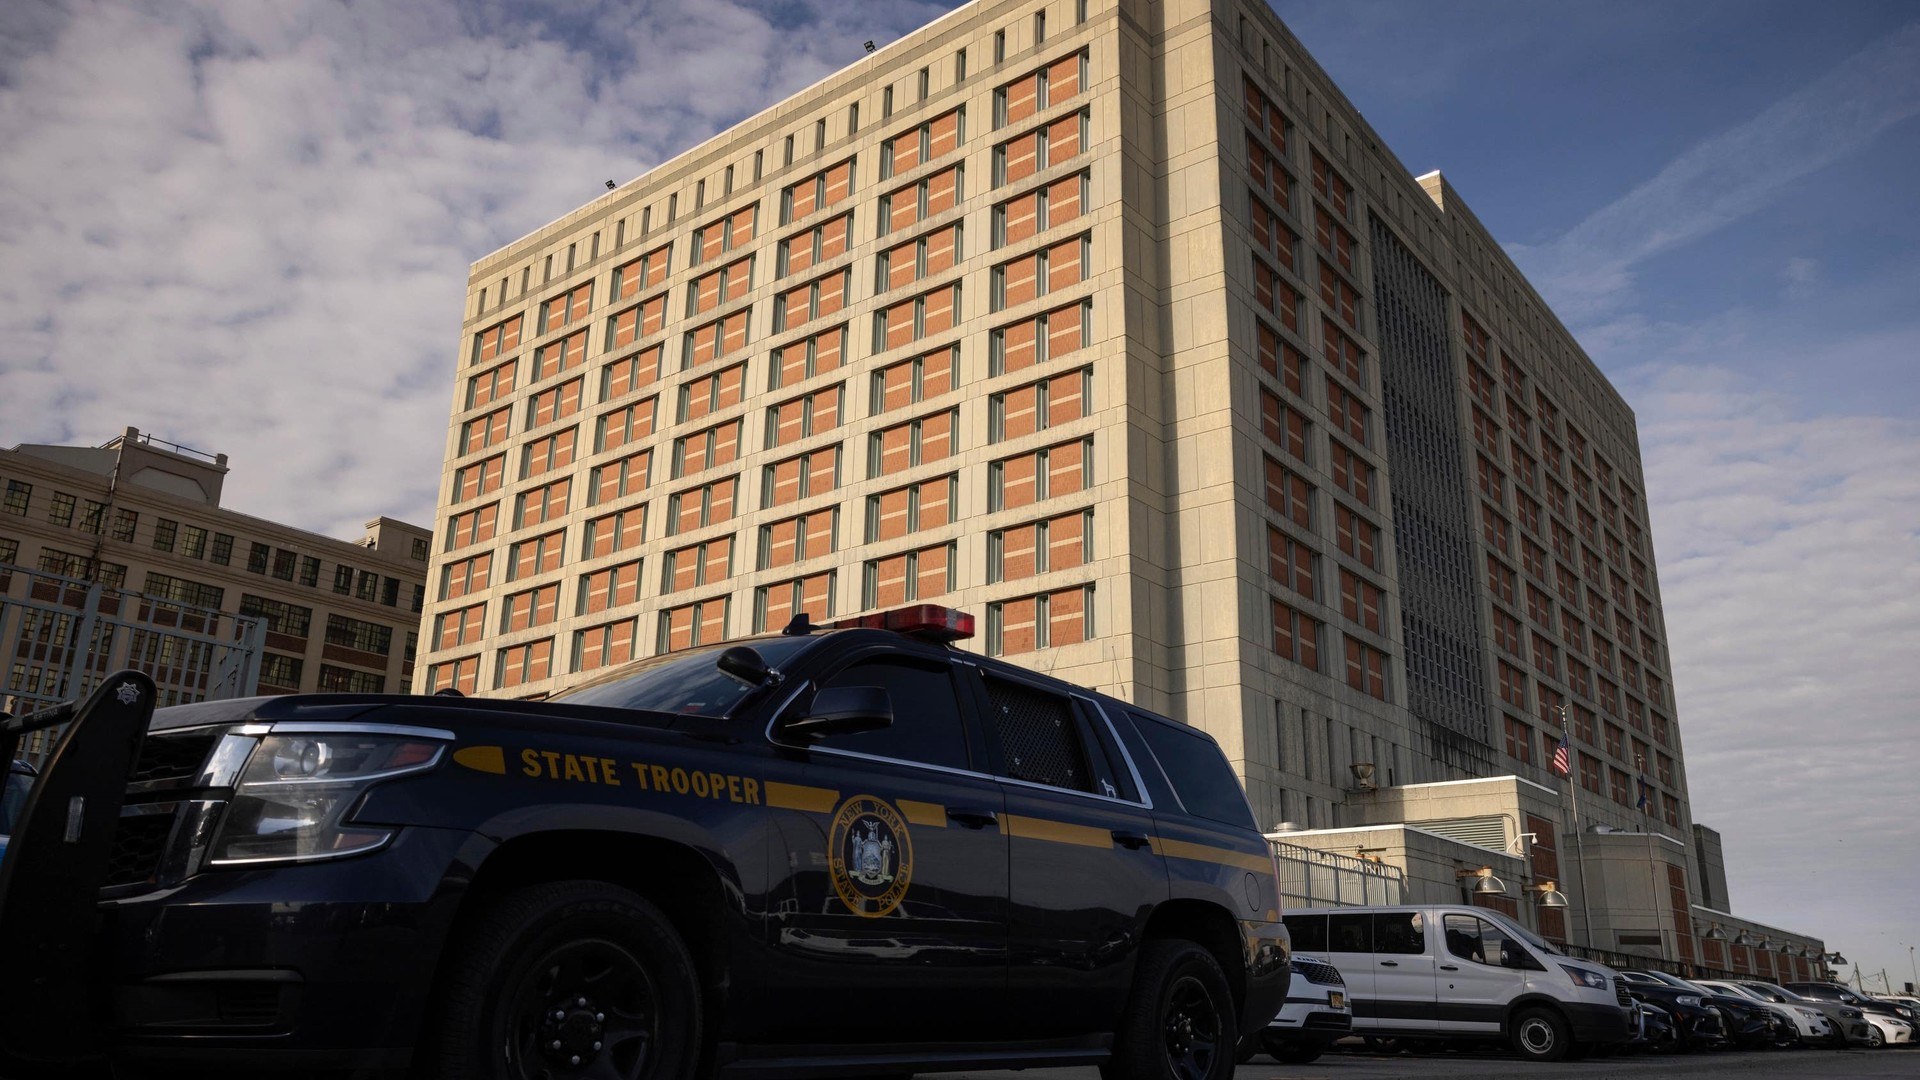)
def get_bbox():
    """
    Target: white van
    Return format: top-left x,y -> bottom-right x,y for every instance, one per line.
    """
1281,905 -> 1630,1061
